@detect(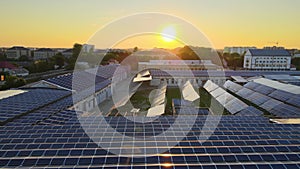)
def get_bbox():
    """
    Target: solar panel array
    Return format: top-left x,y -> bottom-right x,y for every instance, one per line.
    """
150,69 -> 300,78
264,74 -> 300,86
235,106 -> 264,116
224,80 -> 300,118
0,111 -> 299,168
86,64 -> 130,79
243,81 -> 300,108
46,71 -> 107,91
0,88 -> 70,125
204,80 -> 252,115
